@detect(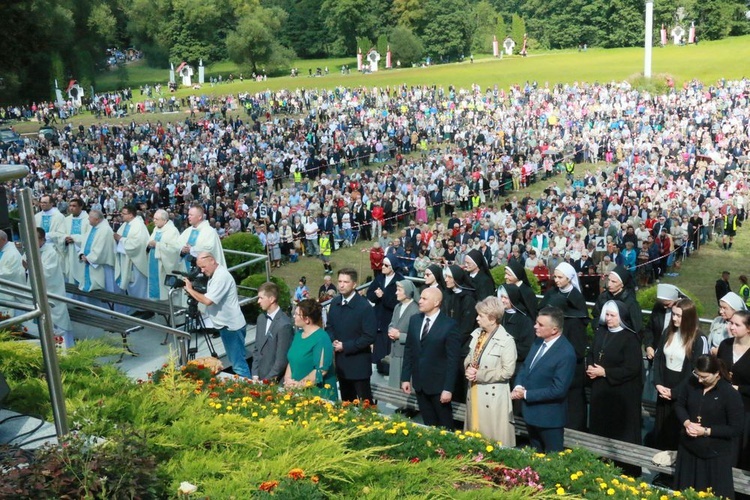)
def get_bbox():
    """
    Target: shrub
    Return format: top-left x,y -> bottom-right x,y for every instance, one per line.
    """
636,285 -> 706,319
221,232 -> 267,282
0,430 -> 167,499
239,274 -> 292,322
490,265 -> 541,295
